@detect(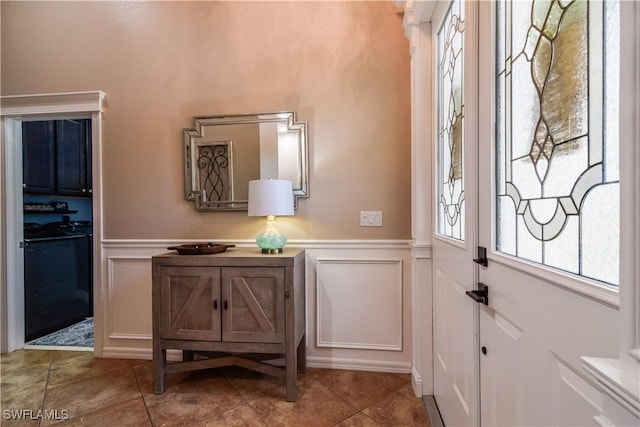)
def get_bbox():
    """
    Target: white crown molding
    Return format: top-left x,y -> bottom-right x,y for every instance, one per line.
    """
398,0 -> 436,27
1,91 -> 106,116
398,0 -> 436,56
